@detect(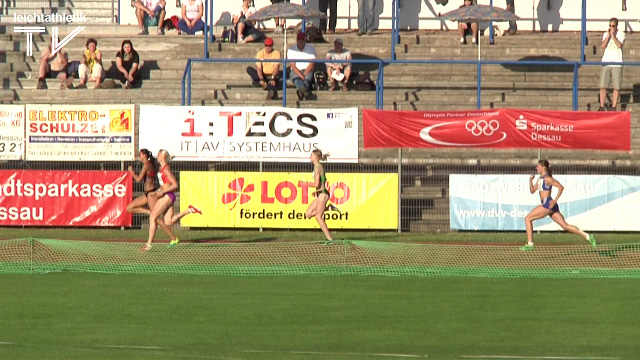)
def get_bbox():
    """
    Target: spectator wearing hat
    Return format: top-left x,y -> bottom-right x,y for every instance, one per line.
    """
325,38 -> 352,91
287,31 -> 316,100
246,37 -> 282,100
